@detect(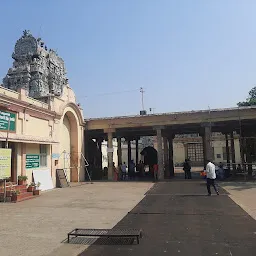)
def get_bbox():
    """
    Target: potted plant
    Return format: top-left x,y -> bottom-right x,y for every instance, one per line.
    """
27,182 -> 35,192
18,175 -> 28,185
11,190 -> 20,202
6,182 -> 14,197
33,182 -> 41,195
